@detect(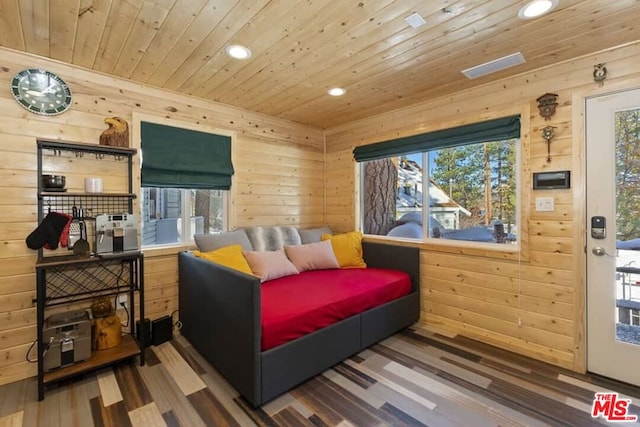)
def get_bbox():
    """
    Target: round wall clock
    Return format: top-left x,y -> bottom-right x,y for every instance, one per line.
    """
10,69 -> 72,115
